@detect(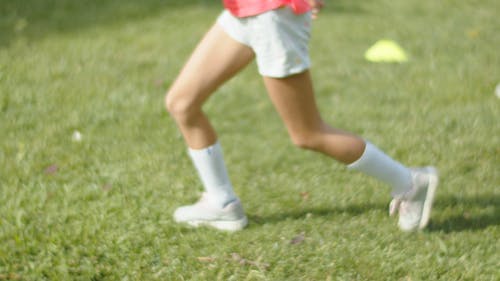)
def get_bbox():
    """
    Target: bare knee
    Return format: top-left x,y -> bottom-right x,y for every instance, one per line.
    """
164,90 -> 179,115
289,126 -> 366,163
165,90 -> 200,124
